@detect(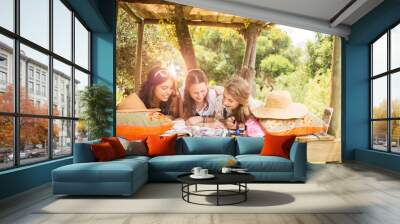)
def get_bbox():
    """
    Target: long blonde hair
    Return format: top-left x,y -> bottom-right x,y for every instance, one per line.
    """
224,76 -> 251,123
